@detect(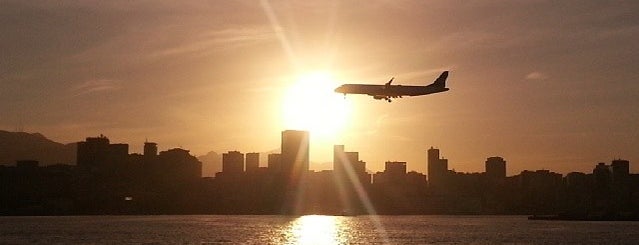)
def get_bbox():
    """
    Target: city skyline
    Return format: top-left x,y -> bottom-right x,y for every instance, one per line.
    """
2,129 -> 637,217
1,1 -> 638,175
3,129 -> 635,178
1,128 -> 636,176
